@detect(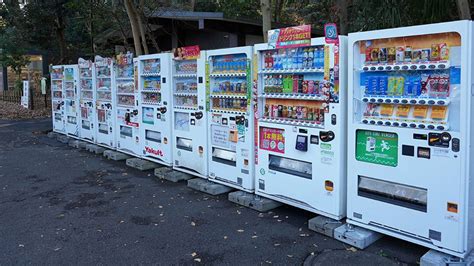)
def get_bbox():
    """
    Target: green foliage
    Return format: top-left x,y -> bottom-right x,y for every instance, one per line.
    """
195,0 -> 261,20
0,2 -> 30,82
